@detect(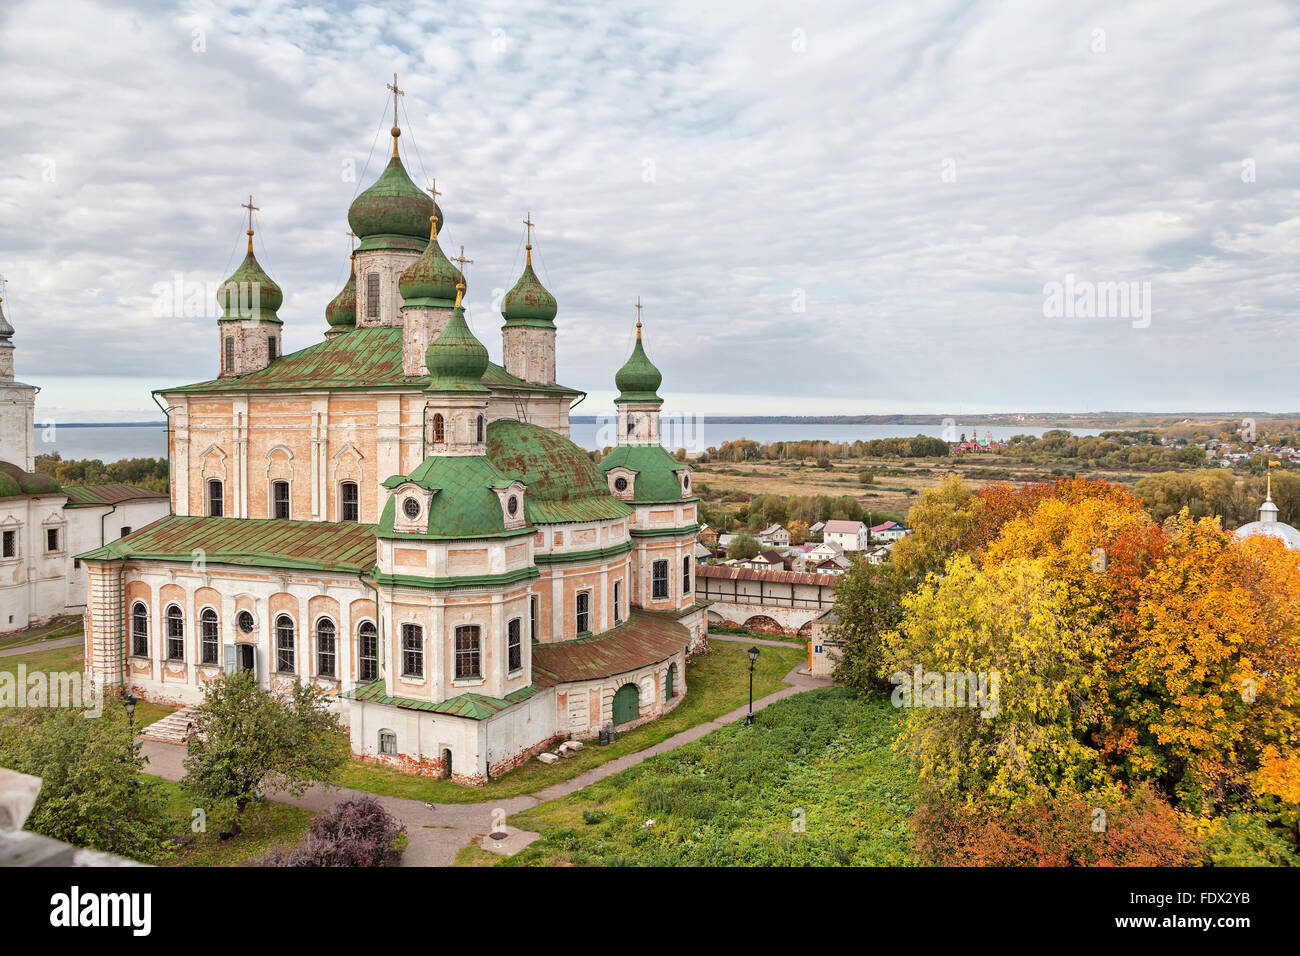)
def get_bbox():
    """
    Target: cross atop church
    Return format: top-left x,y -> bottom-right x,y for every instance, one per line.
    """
387,73 -> 404,129
345,229 -> 357,252
635,296 -> 643,338
523,212 -> 535,245
452,245 -> 473,278
241,195 -> 259,234
426,179 -> 441,203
